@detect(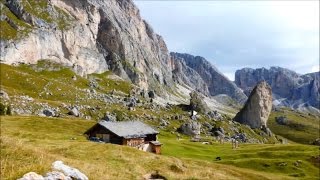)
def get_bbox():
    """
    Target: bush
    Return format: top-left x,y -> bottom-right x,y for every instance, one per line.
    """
6,105 -> 12,115
112,109 -> 125,121
0,103 -> 6,115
